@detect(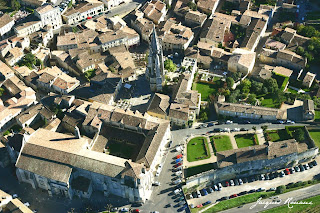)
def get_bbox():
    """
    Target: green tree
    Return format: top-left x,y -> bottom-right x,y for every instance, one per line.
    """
164,59 -> 177,72
247,94 -> 256,104
264,78 -> 278,93
296,46 -> 305,55
275,89 -> 286,103
11,0 -> 21,11
20,53 -> 36,69
276,185 -> 286,194
261,125 -> 268,132
251,80 -> 263,94
0,88 -> 4,97
187,1 -> 197,11
199,111 -> 208,121
226,77 -> 234,88
240,79 -> 251,90
294,128 -> 305,142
